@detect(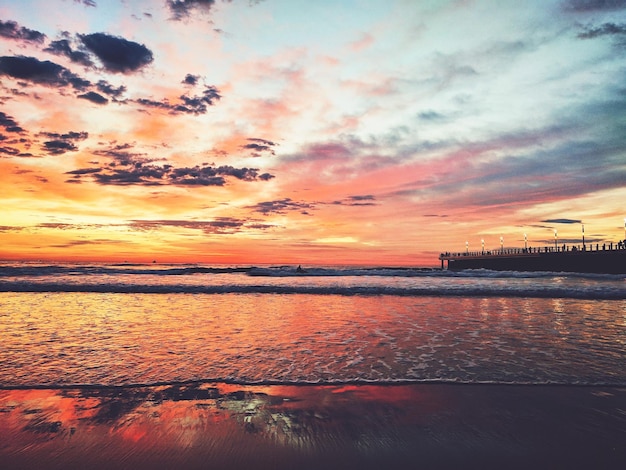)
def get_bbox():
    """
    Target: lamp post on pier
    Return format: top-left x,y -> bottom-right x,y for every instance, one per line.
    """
582,224 -> 585,250
500,236 -> 504,254
554,230 -> 558,251
466,241 -> 469,254
524,233 -> 527,251
481,239 -> 485,254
